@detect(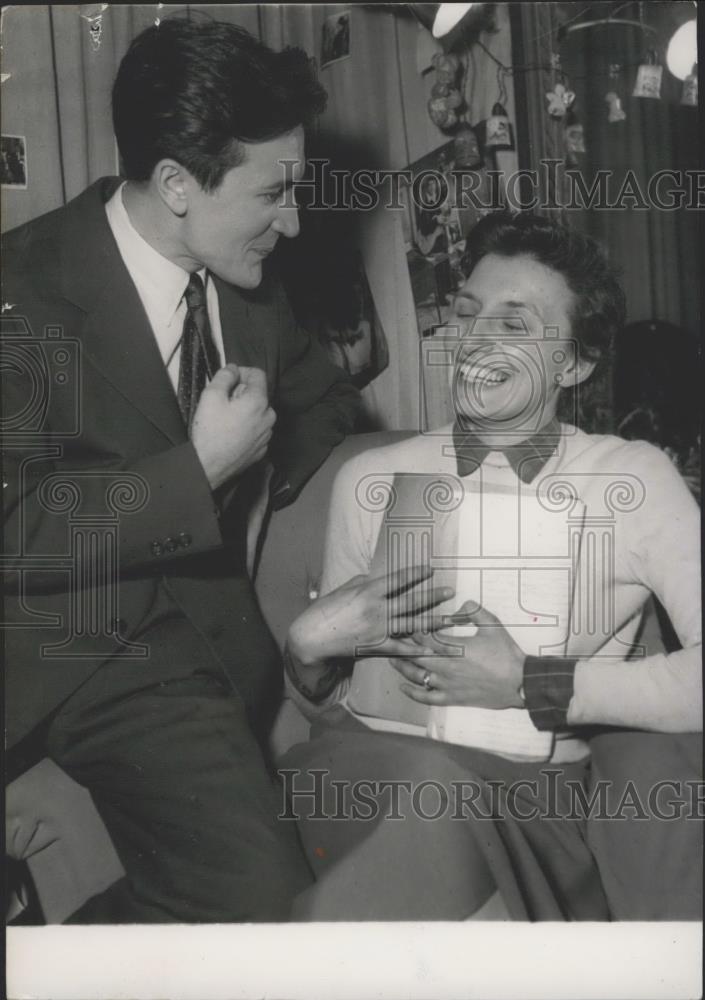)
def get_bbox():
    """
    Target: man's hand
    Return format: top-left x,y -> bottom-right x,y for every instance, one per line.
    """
389,602 -> 525,709
191,364 -> 276,490
287,565 -> 454,670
